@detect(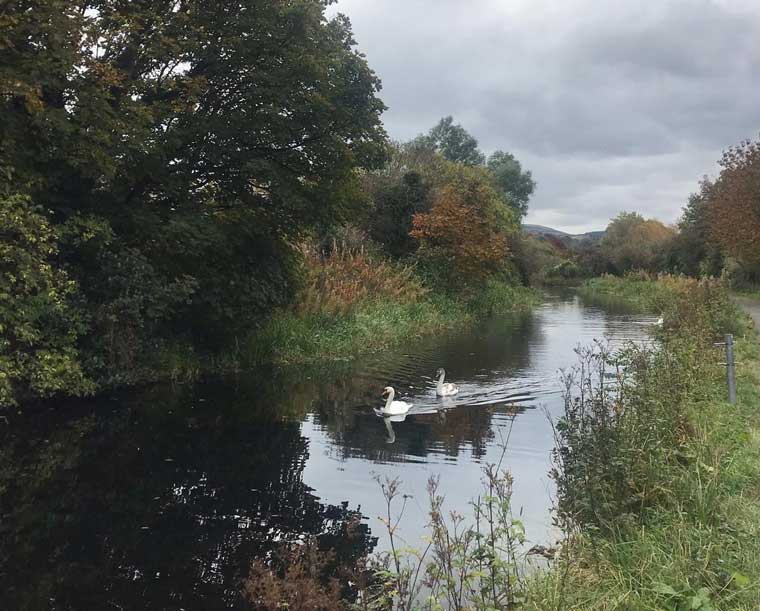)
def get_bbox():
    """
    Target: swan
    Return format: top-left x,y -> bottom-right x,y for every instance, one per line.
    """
379,386 -> 413,416
435,368 -> 459,397
655,316 -> 664,326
